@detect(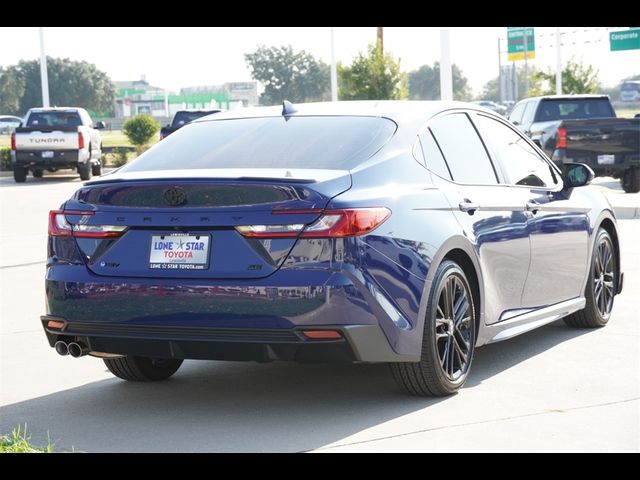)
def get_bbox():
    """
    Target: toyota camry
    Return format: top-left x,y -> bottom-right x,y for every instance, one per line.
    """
42,101 -> 623,396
